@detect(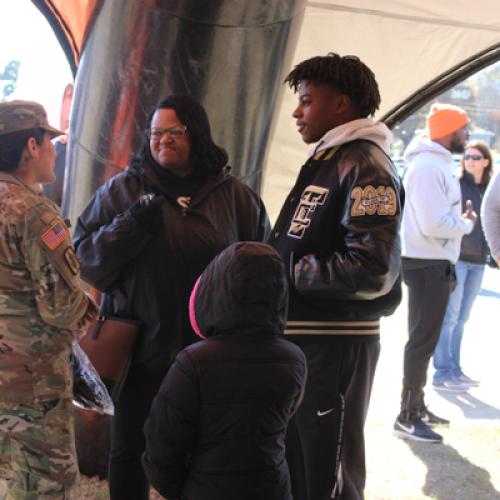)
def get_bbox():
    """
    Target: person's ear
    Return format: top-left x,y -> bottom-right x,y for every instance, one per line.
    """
24,137 -> 39,160
333,94 -> 351,115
